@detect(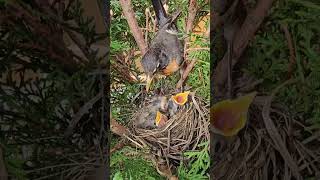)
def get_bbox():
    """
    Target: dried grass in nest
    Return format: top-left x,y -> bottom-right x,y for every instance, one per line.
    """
211,80 -> 320,180
126,92 -> 209,166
